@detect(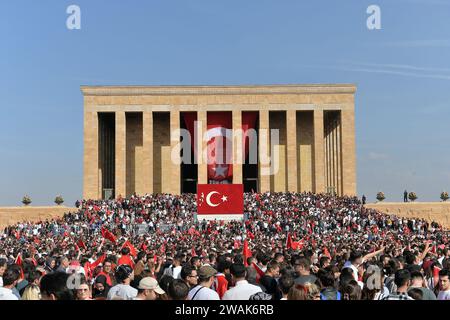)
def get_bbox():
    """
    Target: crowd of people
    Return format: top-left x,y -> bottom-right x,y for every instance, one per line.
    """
0,192 -> 449,300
